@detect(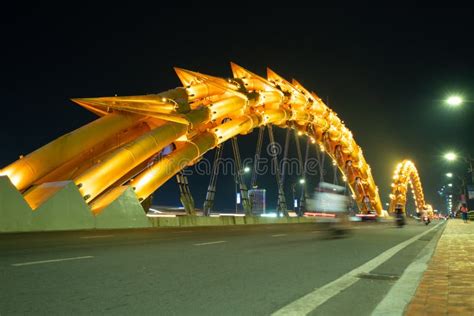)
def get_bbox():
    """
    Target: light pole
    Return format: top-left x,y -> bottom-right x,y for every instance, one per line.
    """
445,172 -> 467,202
298,178 -> 306,216
444,152 -> 474,184
235,166 -> 251,213
439,183 -> 457,216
